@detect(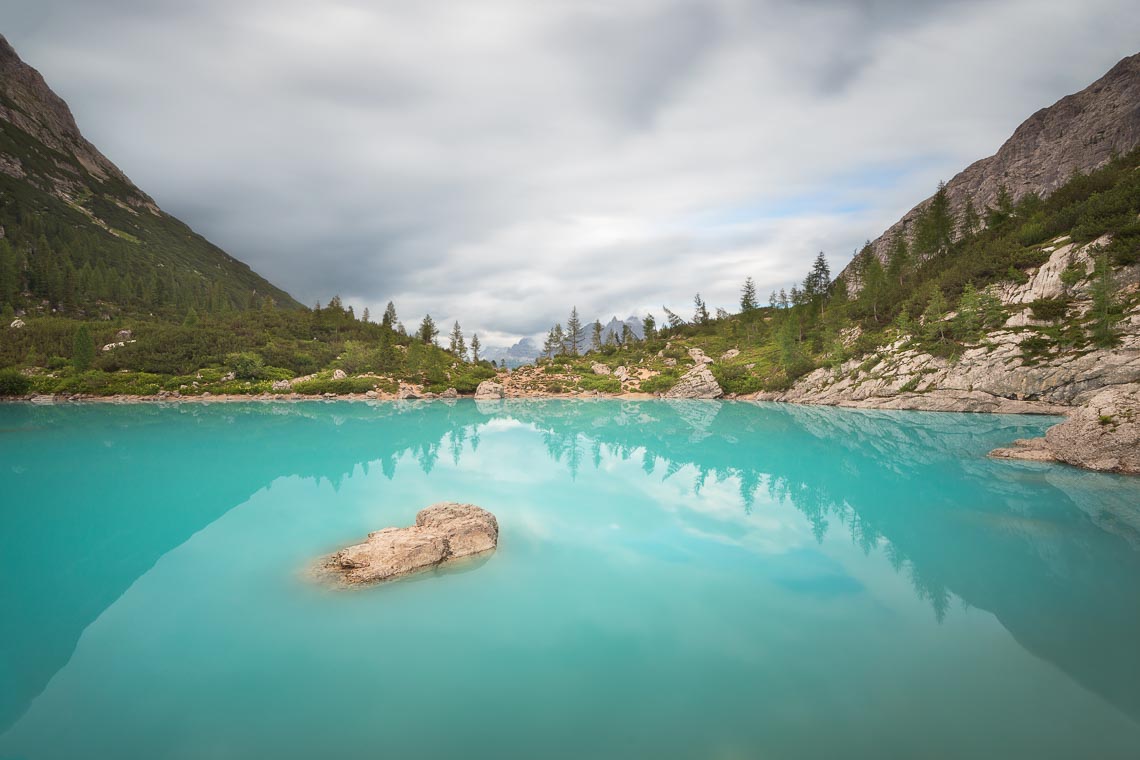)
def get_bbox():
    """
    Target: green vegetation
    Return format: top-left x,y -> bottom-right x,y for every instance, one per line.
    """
520,148 -> 1140,395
